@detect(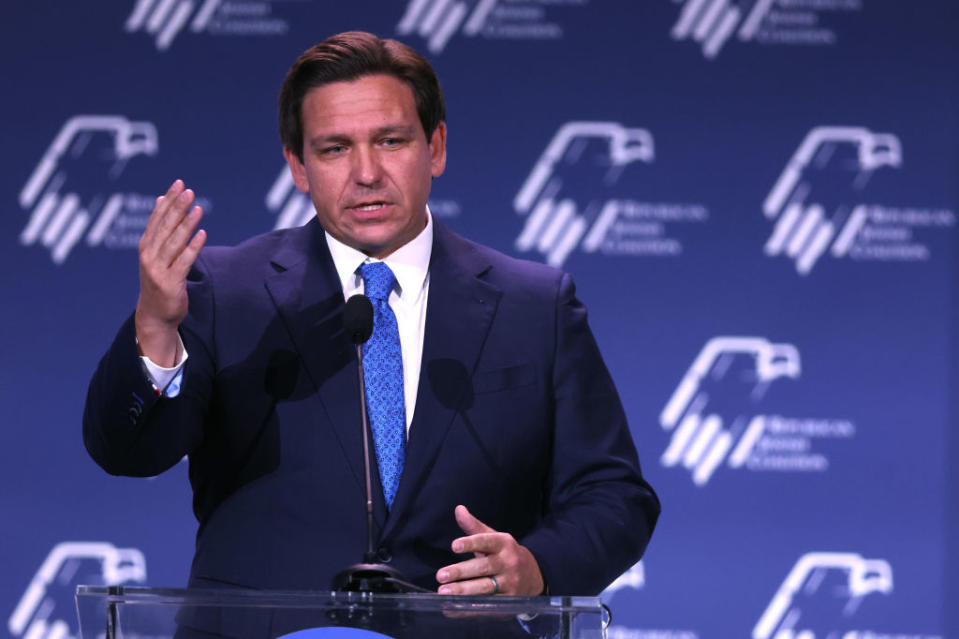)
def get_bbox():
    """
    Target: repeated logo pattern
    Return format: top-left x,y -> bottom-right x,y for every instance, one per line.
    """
754,553 -> 894,639
267,167 -> 315,230
4,5 -> 952,638
660,337 -> 801,485
513,121 -> 712,266
762,126 -> 902,275
125,0 -> 219,50
9,543 -> 146,639
514,121 -> 655,266
19,115 -> 158,264
396,0 -> 582,53
670,0 -> 864,60
397,0 -> 497,53
671,0 -> 770,59
602,560 -> 645,599
125,0 -> 291,50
